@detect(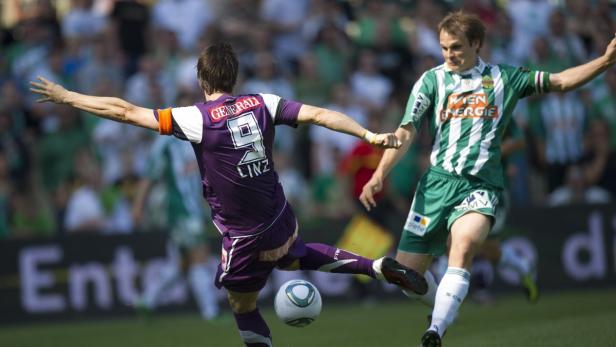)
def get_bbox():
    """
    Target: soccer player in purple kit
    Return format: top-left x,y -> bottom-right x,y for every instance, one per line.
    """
30,42 -> 428,347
